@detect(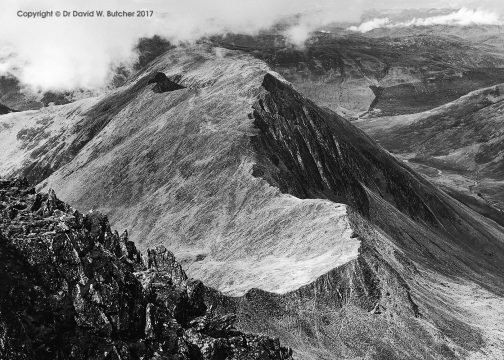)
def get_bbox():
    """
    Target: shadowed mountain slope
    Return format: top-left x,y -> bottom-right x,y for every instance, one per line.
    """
355,83 -> 504,218
0,103 -> 13,115
1,46 -> 504,359
0,47 -> 362,297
